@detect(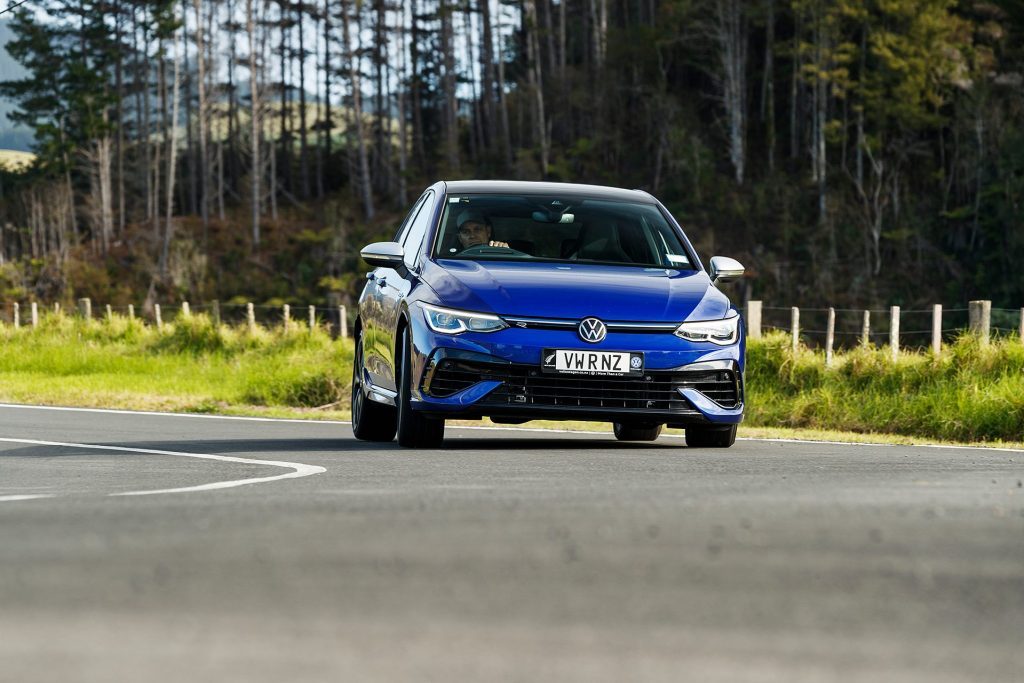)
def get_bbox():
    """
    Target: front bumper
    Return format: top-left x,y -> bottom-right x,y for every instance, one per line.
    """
410,345 -> 744,426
